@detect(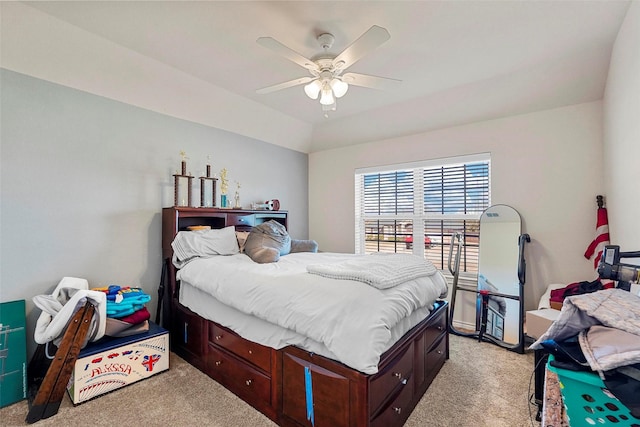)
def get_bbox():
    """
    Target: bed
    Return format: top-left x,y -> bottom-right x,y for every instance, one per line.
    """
161,207 -> 450,427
